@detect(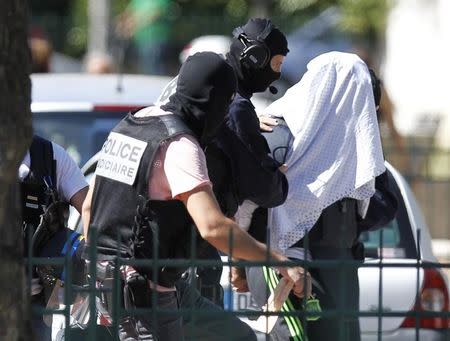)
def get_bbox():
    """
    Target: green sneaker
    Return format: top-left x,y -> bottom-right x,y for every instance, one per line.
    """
305,297 -> 322,321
